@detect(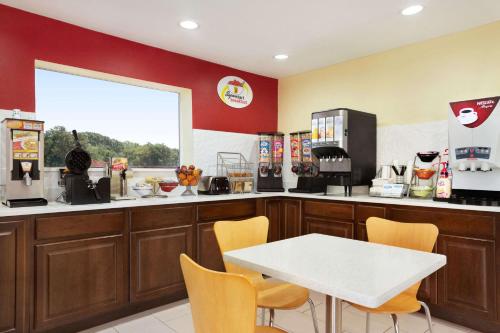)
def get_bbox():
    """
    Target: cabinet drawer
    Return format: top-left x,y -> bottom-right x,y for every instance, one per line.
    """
357,204 -> 386,222
390,208 -> 495,240
35,211 -> 125,241
131,205 -> 194,231
197,200 -> 256,222
303,201 -> 354,221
